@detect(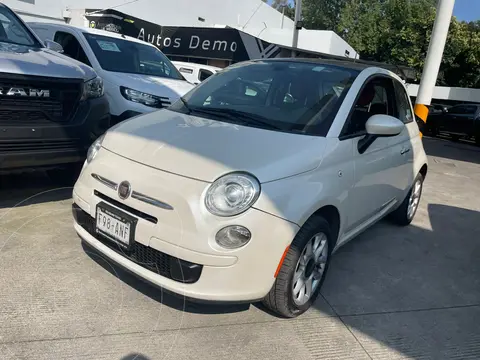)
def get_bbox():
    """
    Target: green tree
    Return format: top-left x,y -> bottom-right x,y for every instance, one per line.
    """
303,0 -> 349,30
